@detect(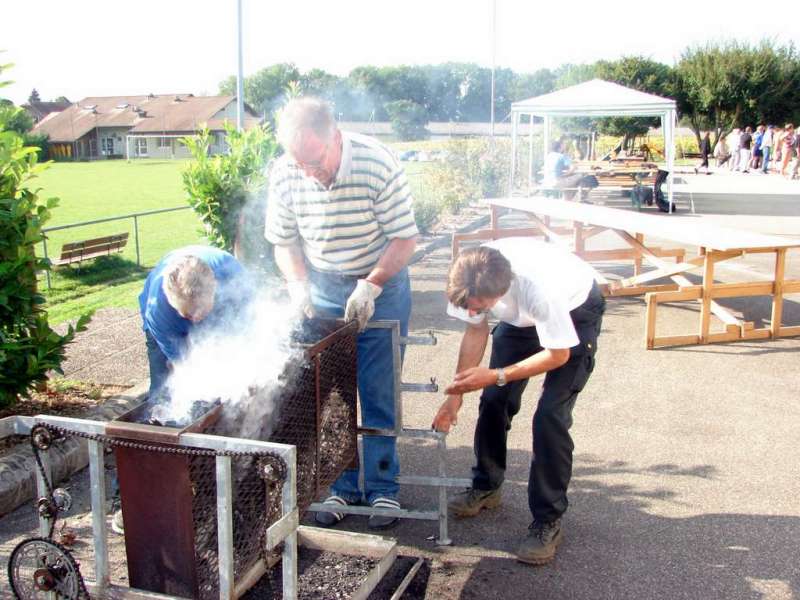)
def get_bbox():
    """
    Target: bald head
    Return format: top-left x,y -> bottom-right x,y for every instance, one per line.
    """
277,97 -> 337,154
